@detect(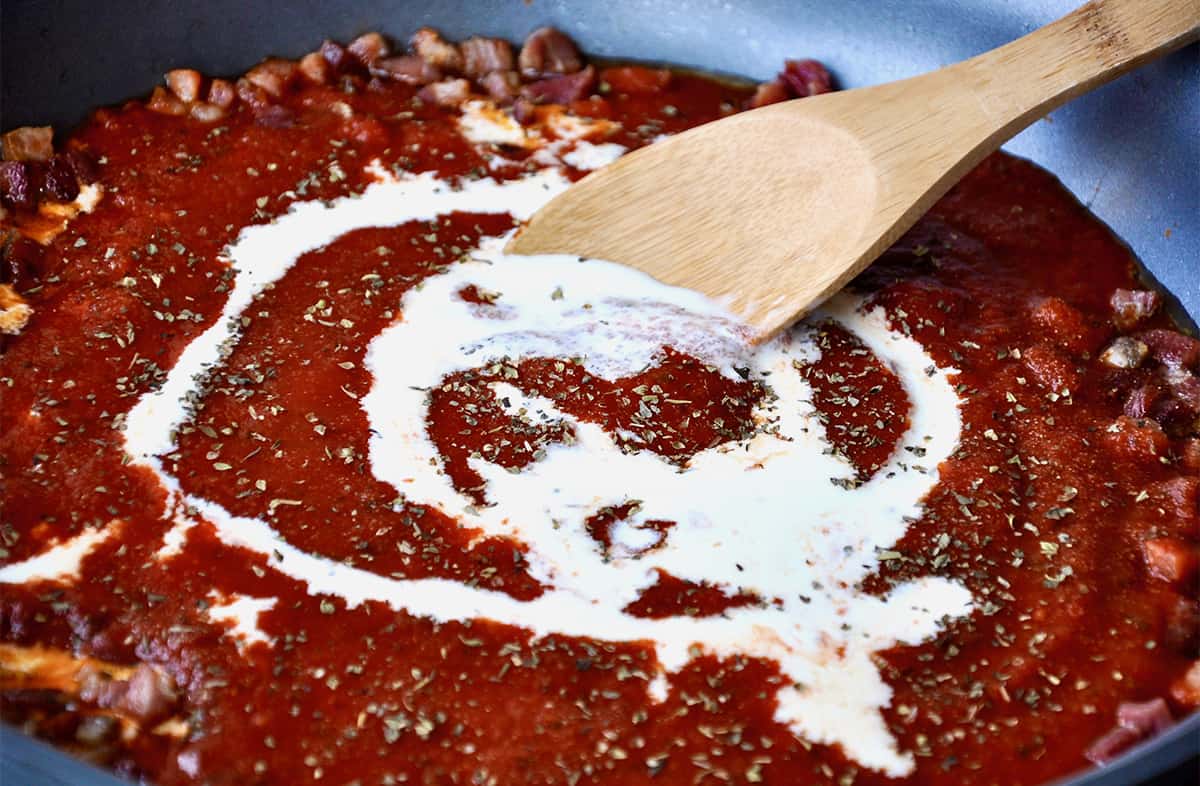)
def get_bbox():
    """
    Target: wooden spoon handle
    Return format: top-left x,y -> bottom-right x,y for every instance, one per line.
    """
960,0 -> 1199,132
